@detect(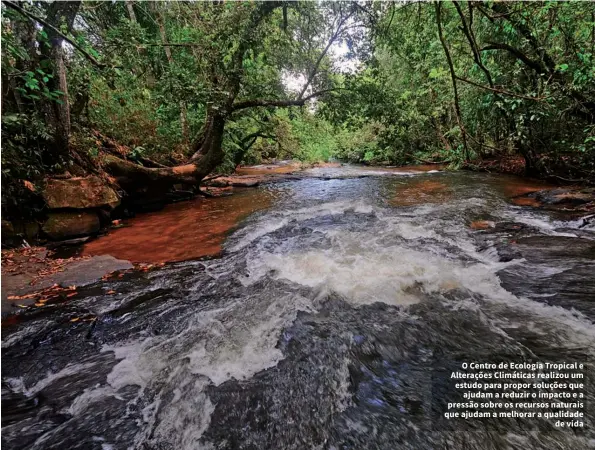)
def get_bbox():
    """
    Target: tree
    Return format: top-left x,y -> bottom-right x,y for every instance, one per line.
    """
3,1 -> 82,150
322,1 -> 595,179
103,1 -> 360,191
